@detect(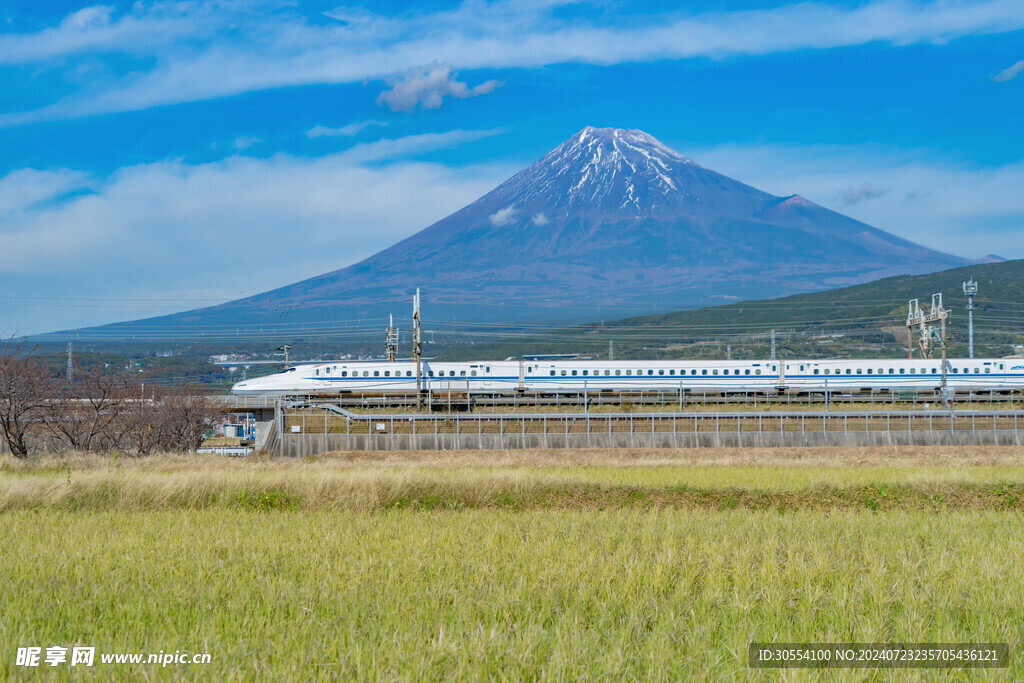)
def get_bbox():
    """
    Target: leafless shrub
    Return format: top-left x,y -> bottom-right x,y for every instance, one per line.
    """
0,337 -> 54,457
44,364 -> 133,452
156,389 -> 216,453
2,337 -> 218,457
